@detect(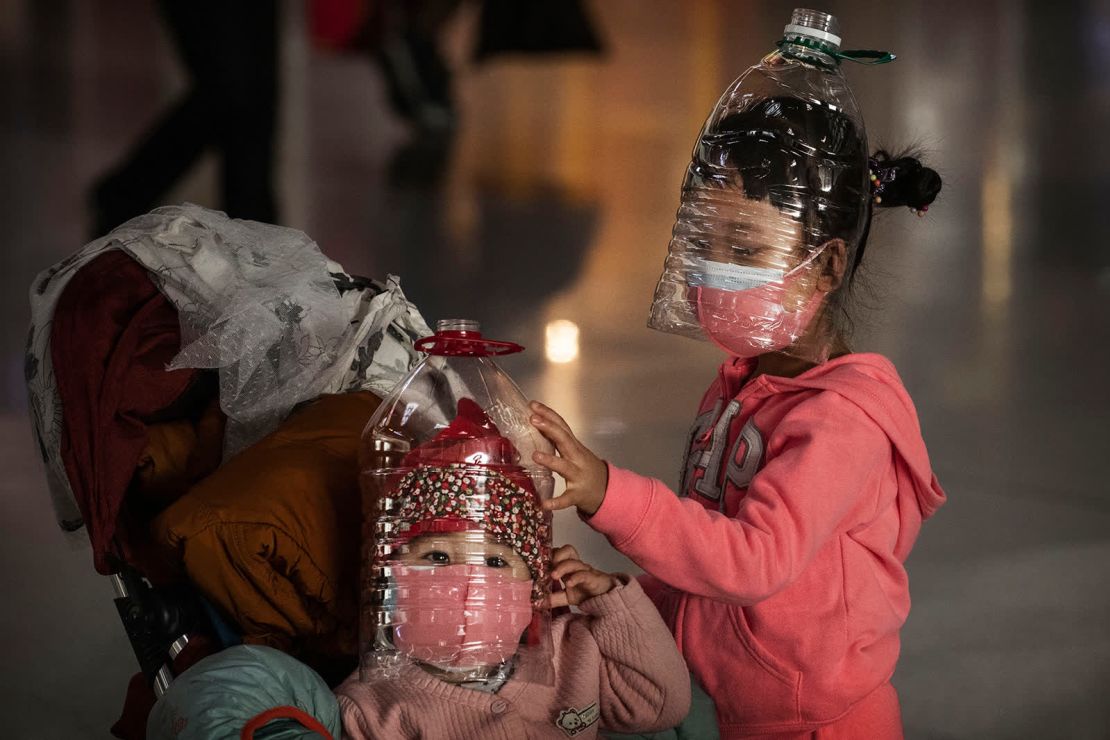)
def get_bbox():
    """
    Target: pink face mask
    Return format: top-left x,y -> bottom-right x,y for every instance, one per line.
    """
688,255 -> 825,358
389,564 -> 534,668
